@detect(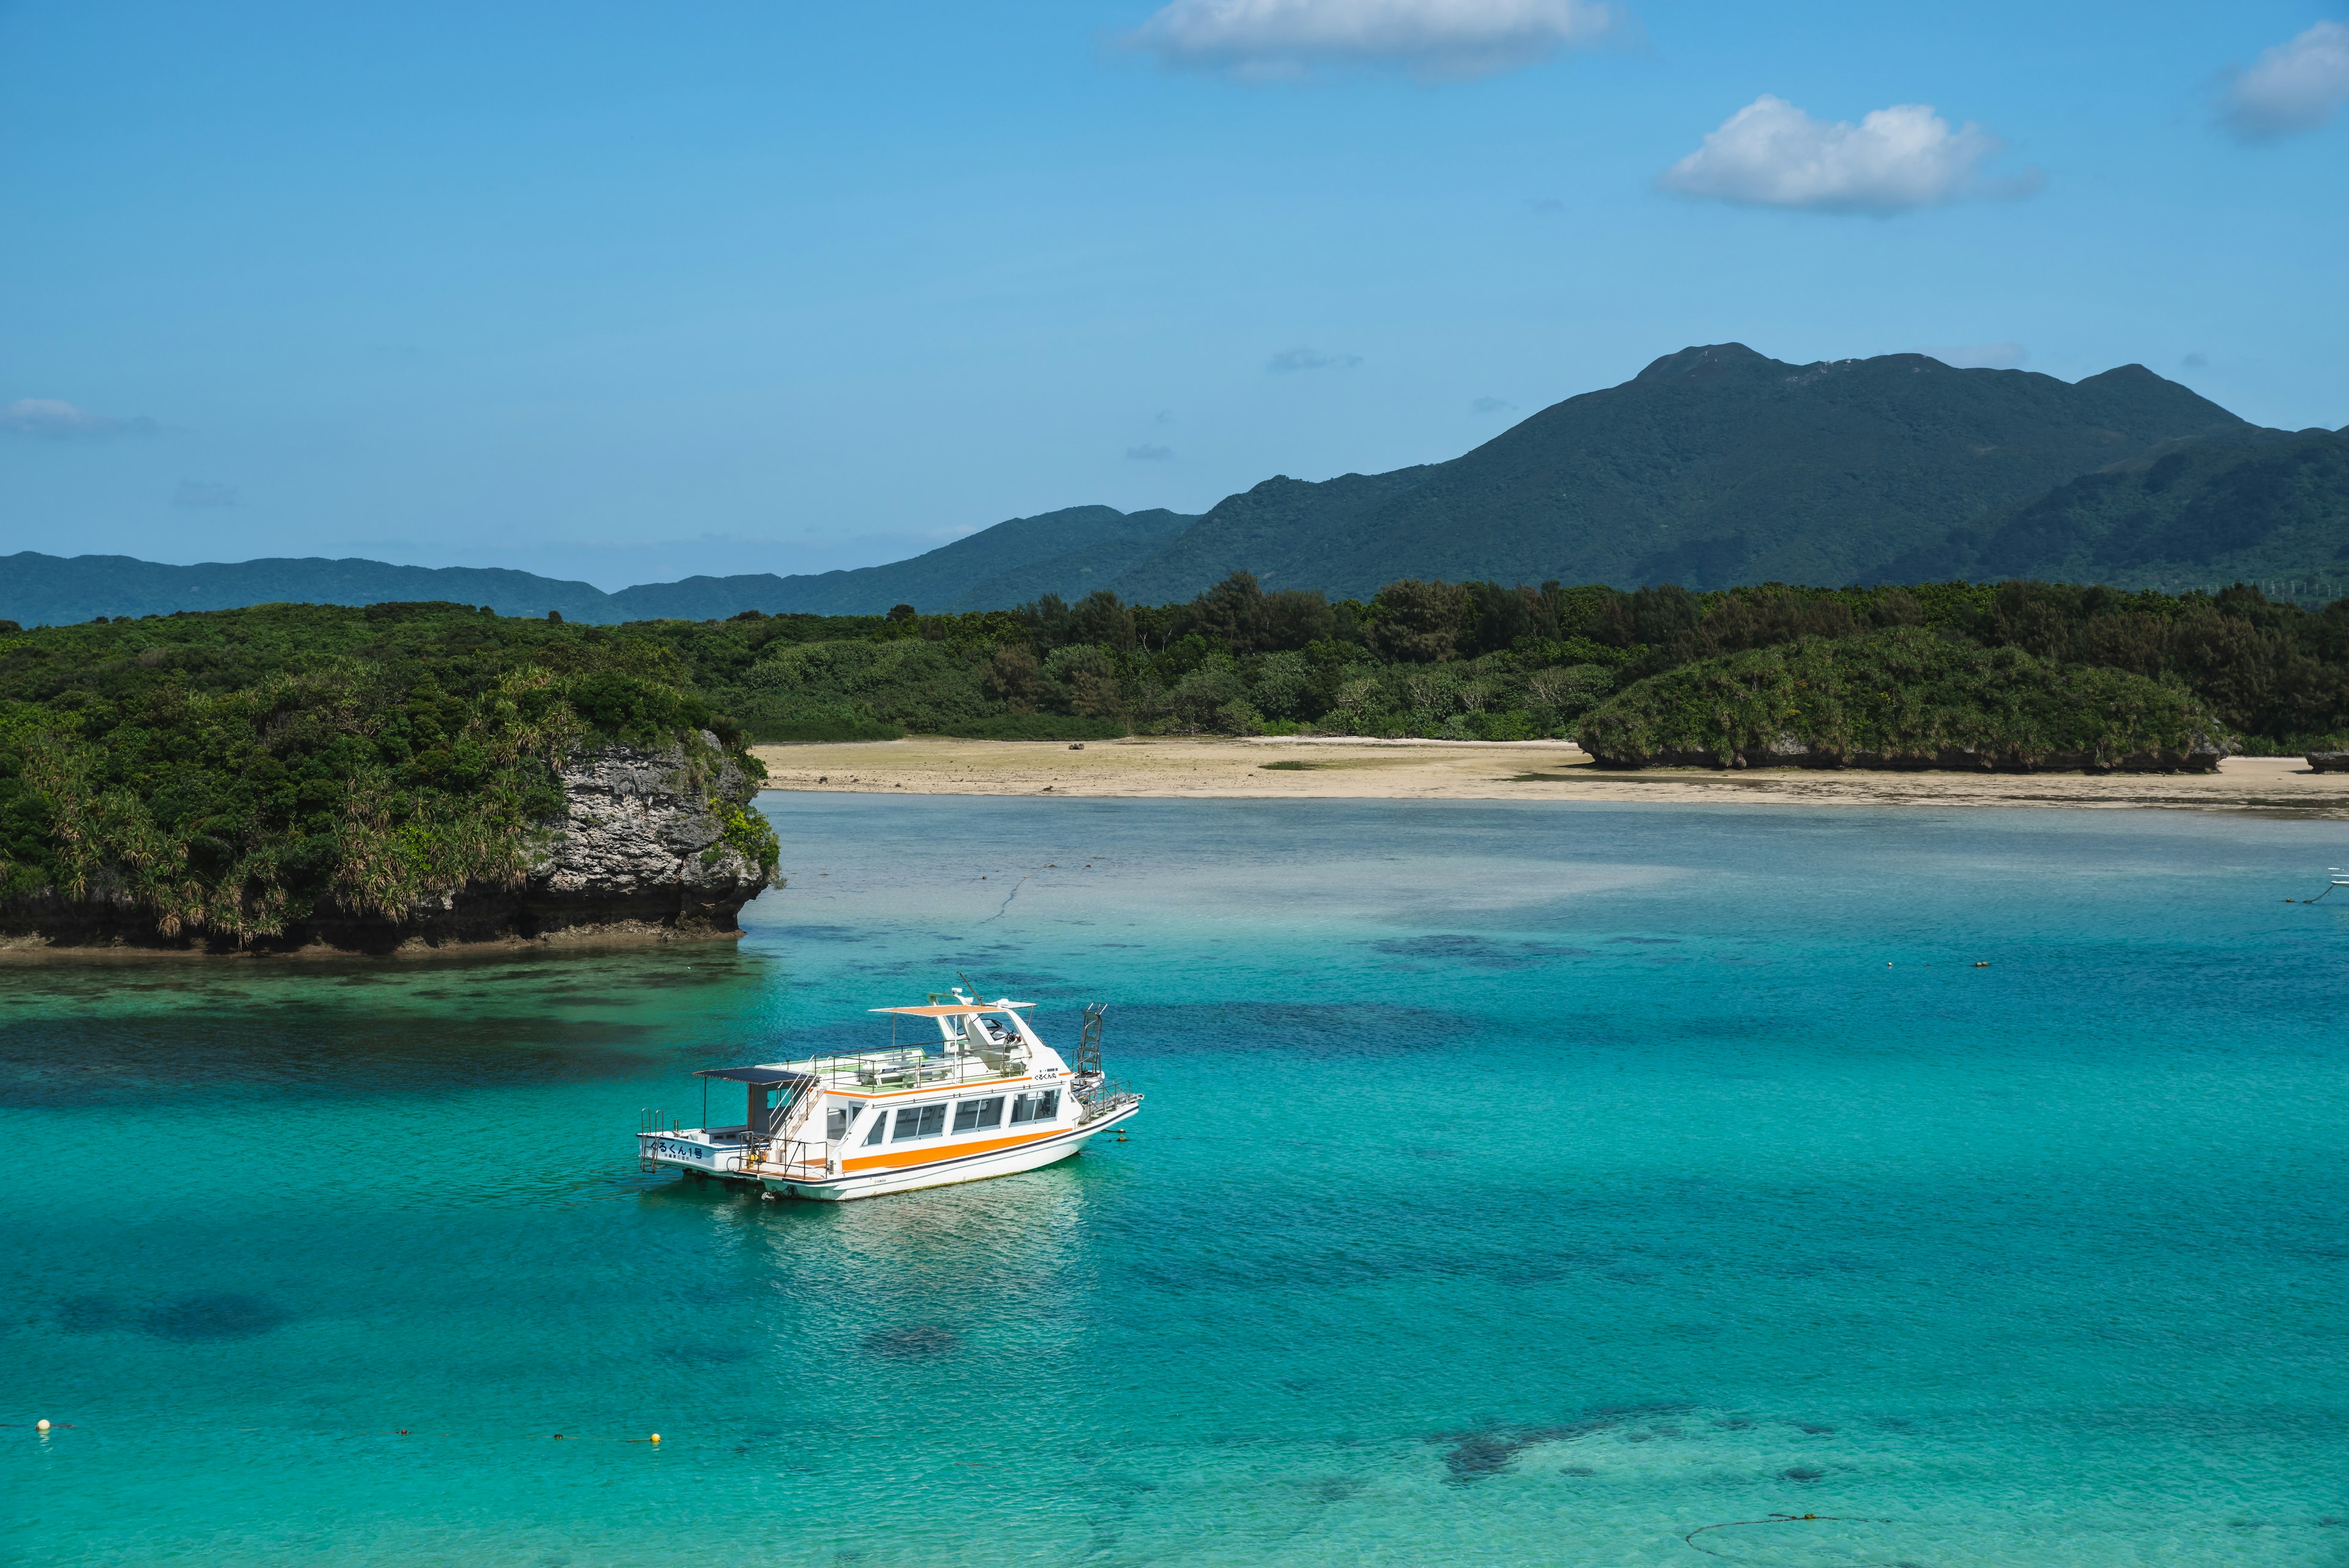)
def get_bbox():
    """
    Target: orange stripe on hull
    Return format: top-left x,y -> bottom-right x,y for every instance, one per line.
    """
842,1127 -> 1064,1173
